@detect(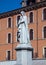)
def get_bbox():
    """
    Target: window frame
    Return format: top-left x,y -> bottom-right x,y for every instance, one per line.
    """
6,50 -> 11,60
28,11 -> 34,24
43,47 -> 46,58
7,33 -> 12,43
16,15 -> 20,27
42,26 -> 46,39
42,7 -> 46,21
7,17 -> 12,28
29,28 -> 34,40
